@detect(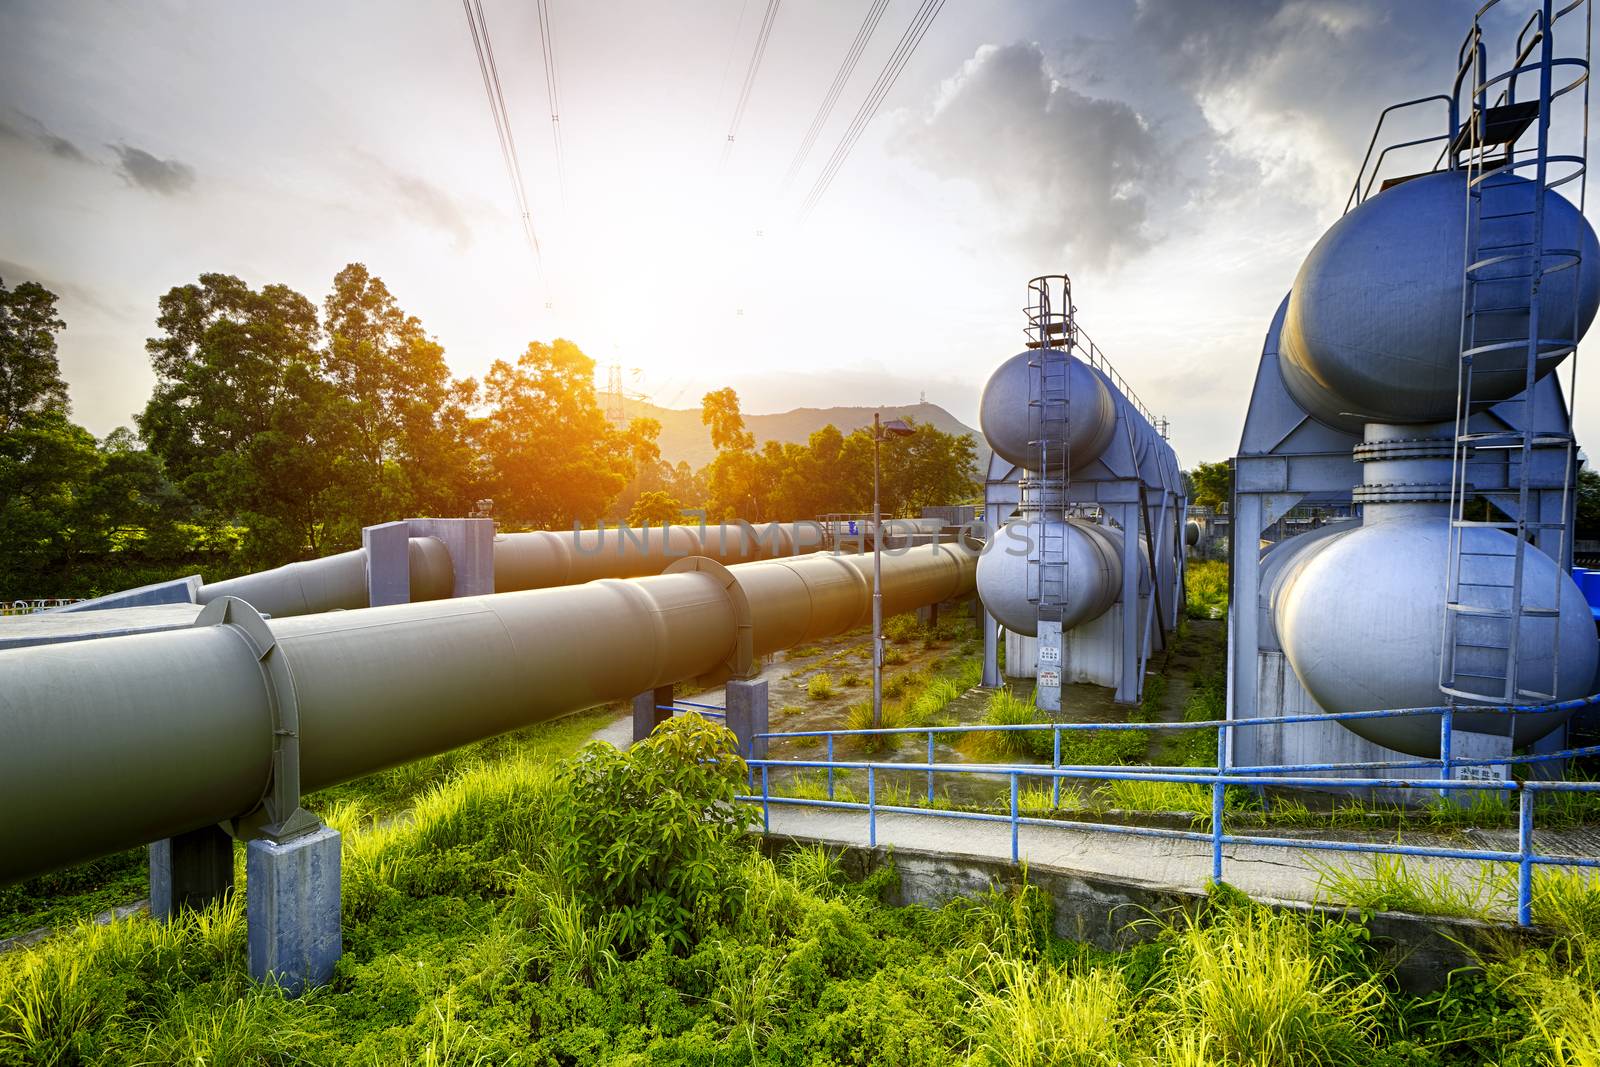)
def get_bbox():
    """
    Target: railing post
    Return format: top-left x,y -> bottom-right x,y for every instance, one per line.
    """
1518,785 -> 1535,927
1053,726 -> 1062,808
761,764 -> 770,833
1440,704 -> 1454,799
868,766 -> 877,848
826,734 -> 835,800
1211,778 -> 1226,885
1010,772 -> 1020,862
